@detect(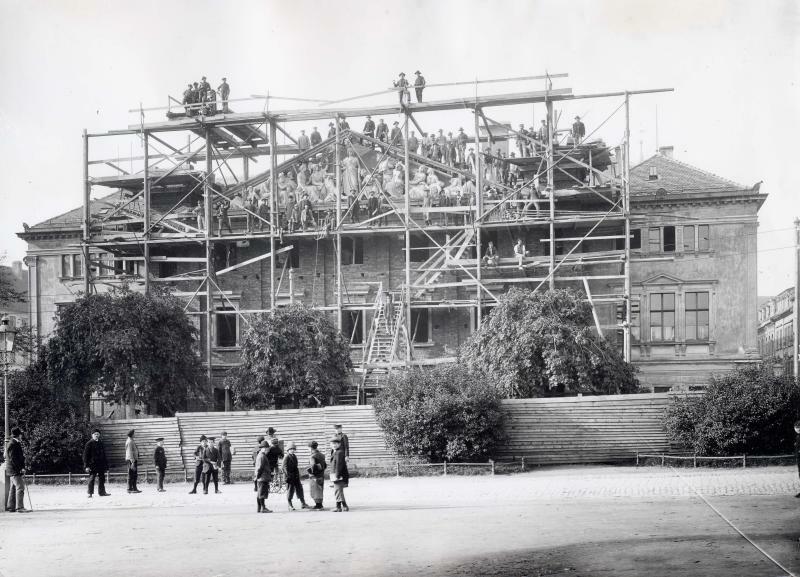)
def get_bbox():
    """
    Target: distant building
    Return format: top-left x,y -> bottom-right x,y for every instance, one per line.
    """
757,287 -> 794,376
